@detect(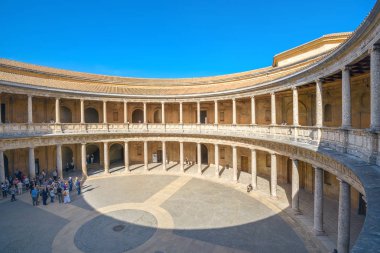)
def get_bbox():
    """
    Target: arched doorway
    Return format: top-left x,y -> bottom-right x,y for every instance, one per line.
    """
62,146 -> 74,172
109,143 -> 124,165
86,144 -> 100,164
85,108 -> 99,123
4,154 -> 8,178
201,144 -> 208,164
132,109 -> 144,123
153,109 -> 162,123
60,106 -> 72,123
